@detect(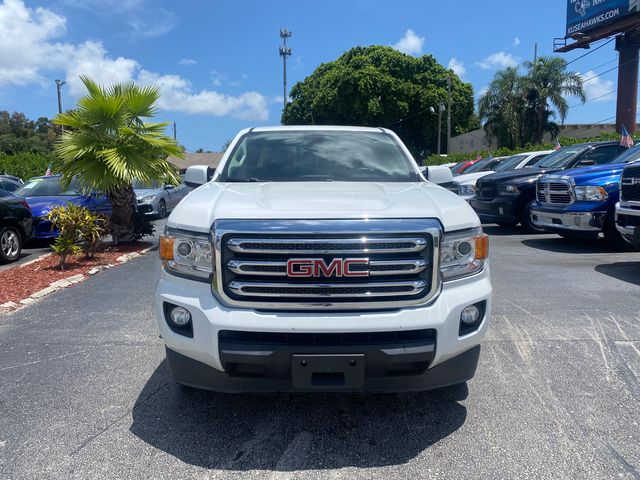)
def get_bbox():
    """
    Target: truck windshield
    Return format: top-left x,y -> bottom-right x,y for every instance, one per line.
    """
217,131 -> 421,182
494,154 -> 528,172
535,148 -> 584,169
609,144 -> 640,163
